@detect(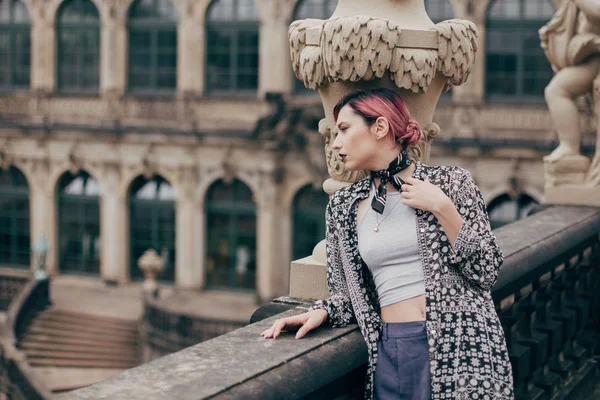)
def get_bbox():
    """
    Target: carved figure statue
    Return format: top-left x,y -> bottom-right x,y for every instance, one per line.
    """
540,0 -> 600,186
